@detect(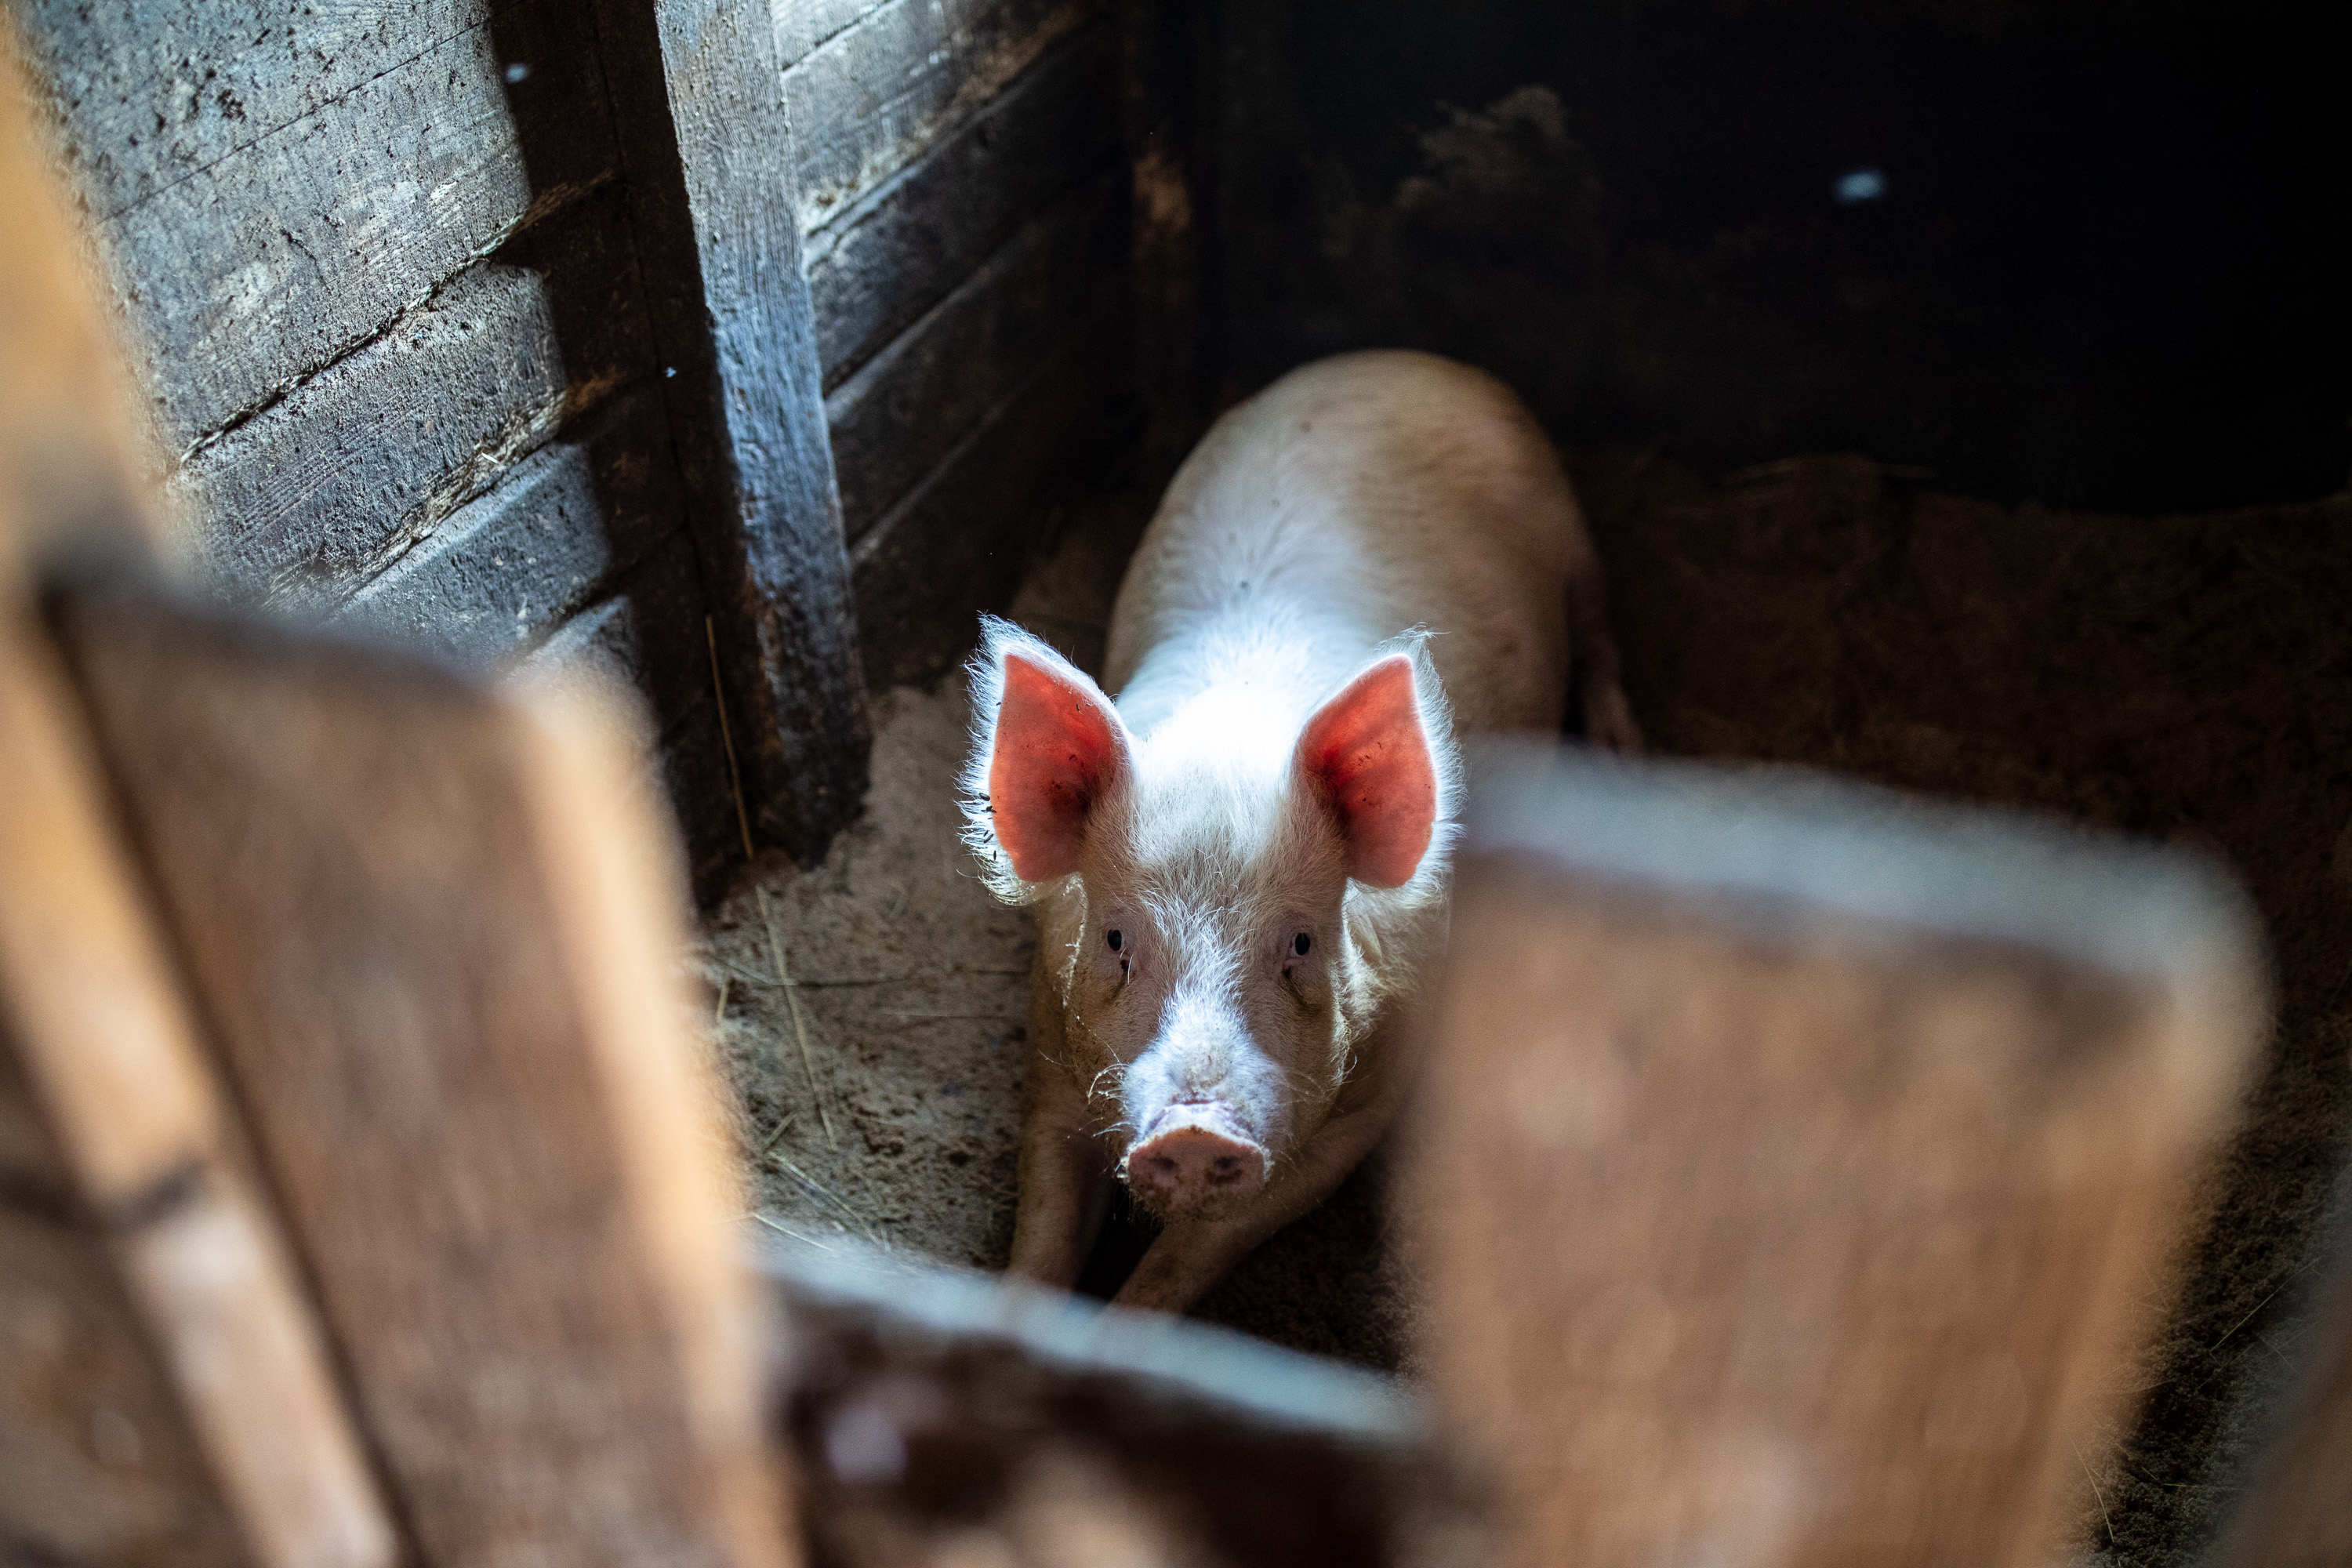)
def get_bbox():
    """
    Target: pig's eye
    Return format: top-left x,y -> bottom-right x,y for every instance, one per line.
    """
1105,928 -> 1123,953
1292,932 -> 1312,956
